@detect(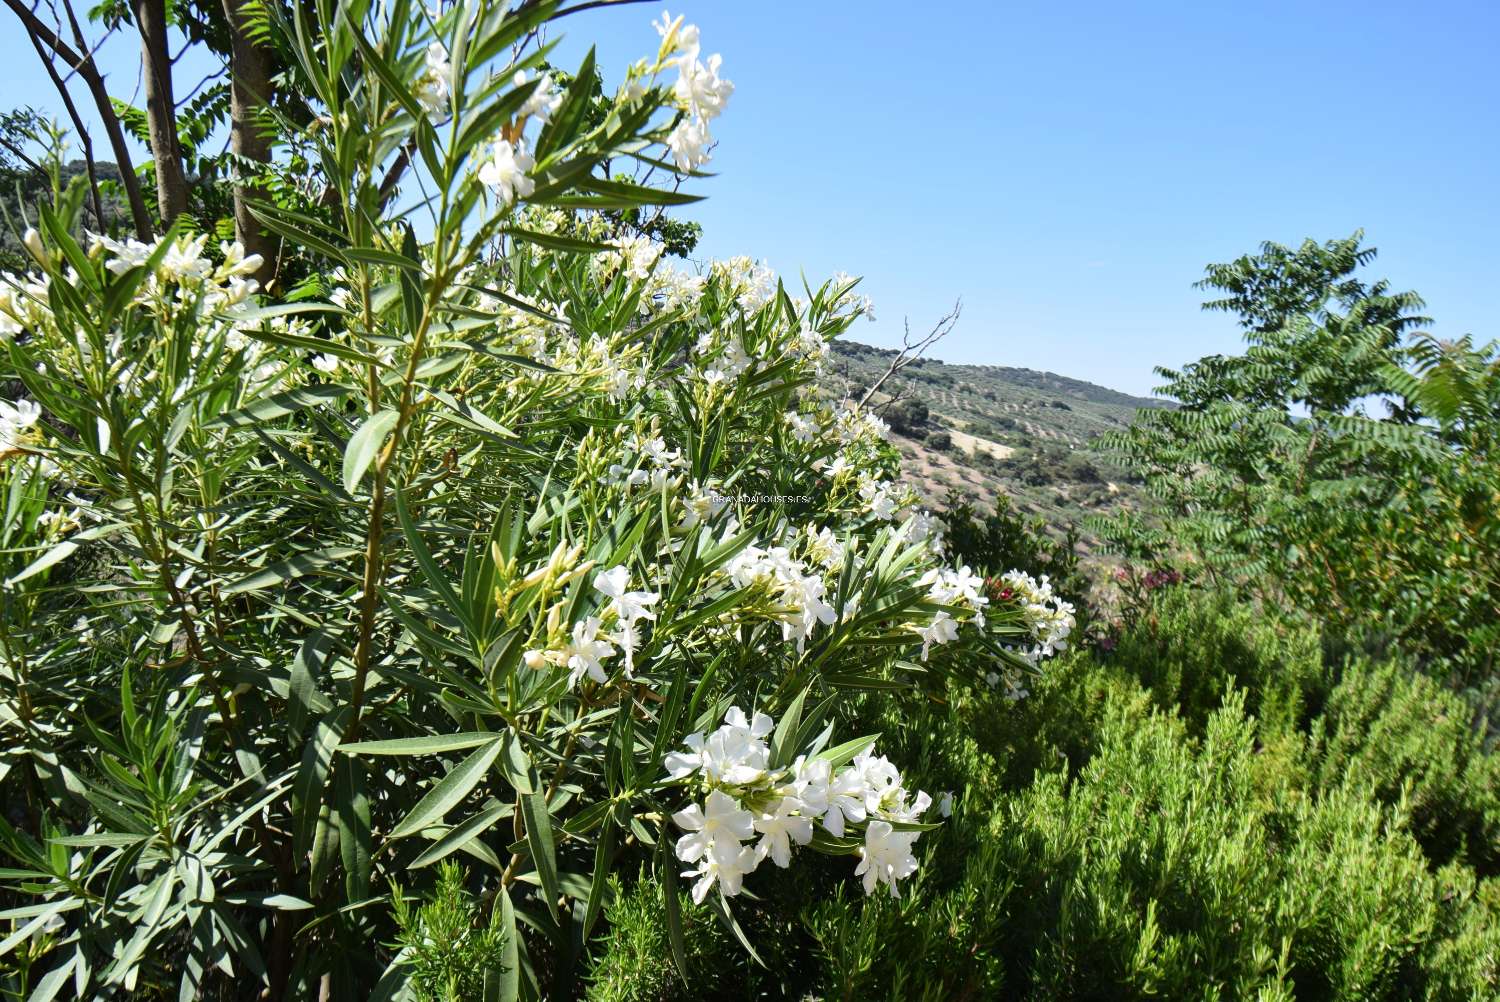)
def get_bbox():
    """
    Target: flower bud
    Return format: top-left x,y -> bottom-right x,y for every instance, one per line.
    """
22,228 -> 48,268
523,649 -> 546,670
